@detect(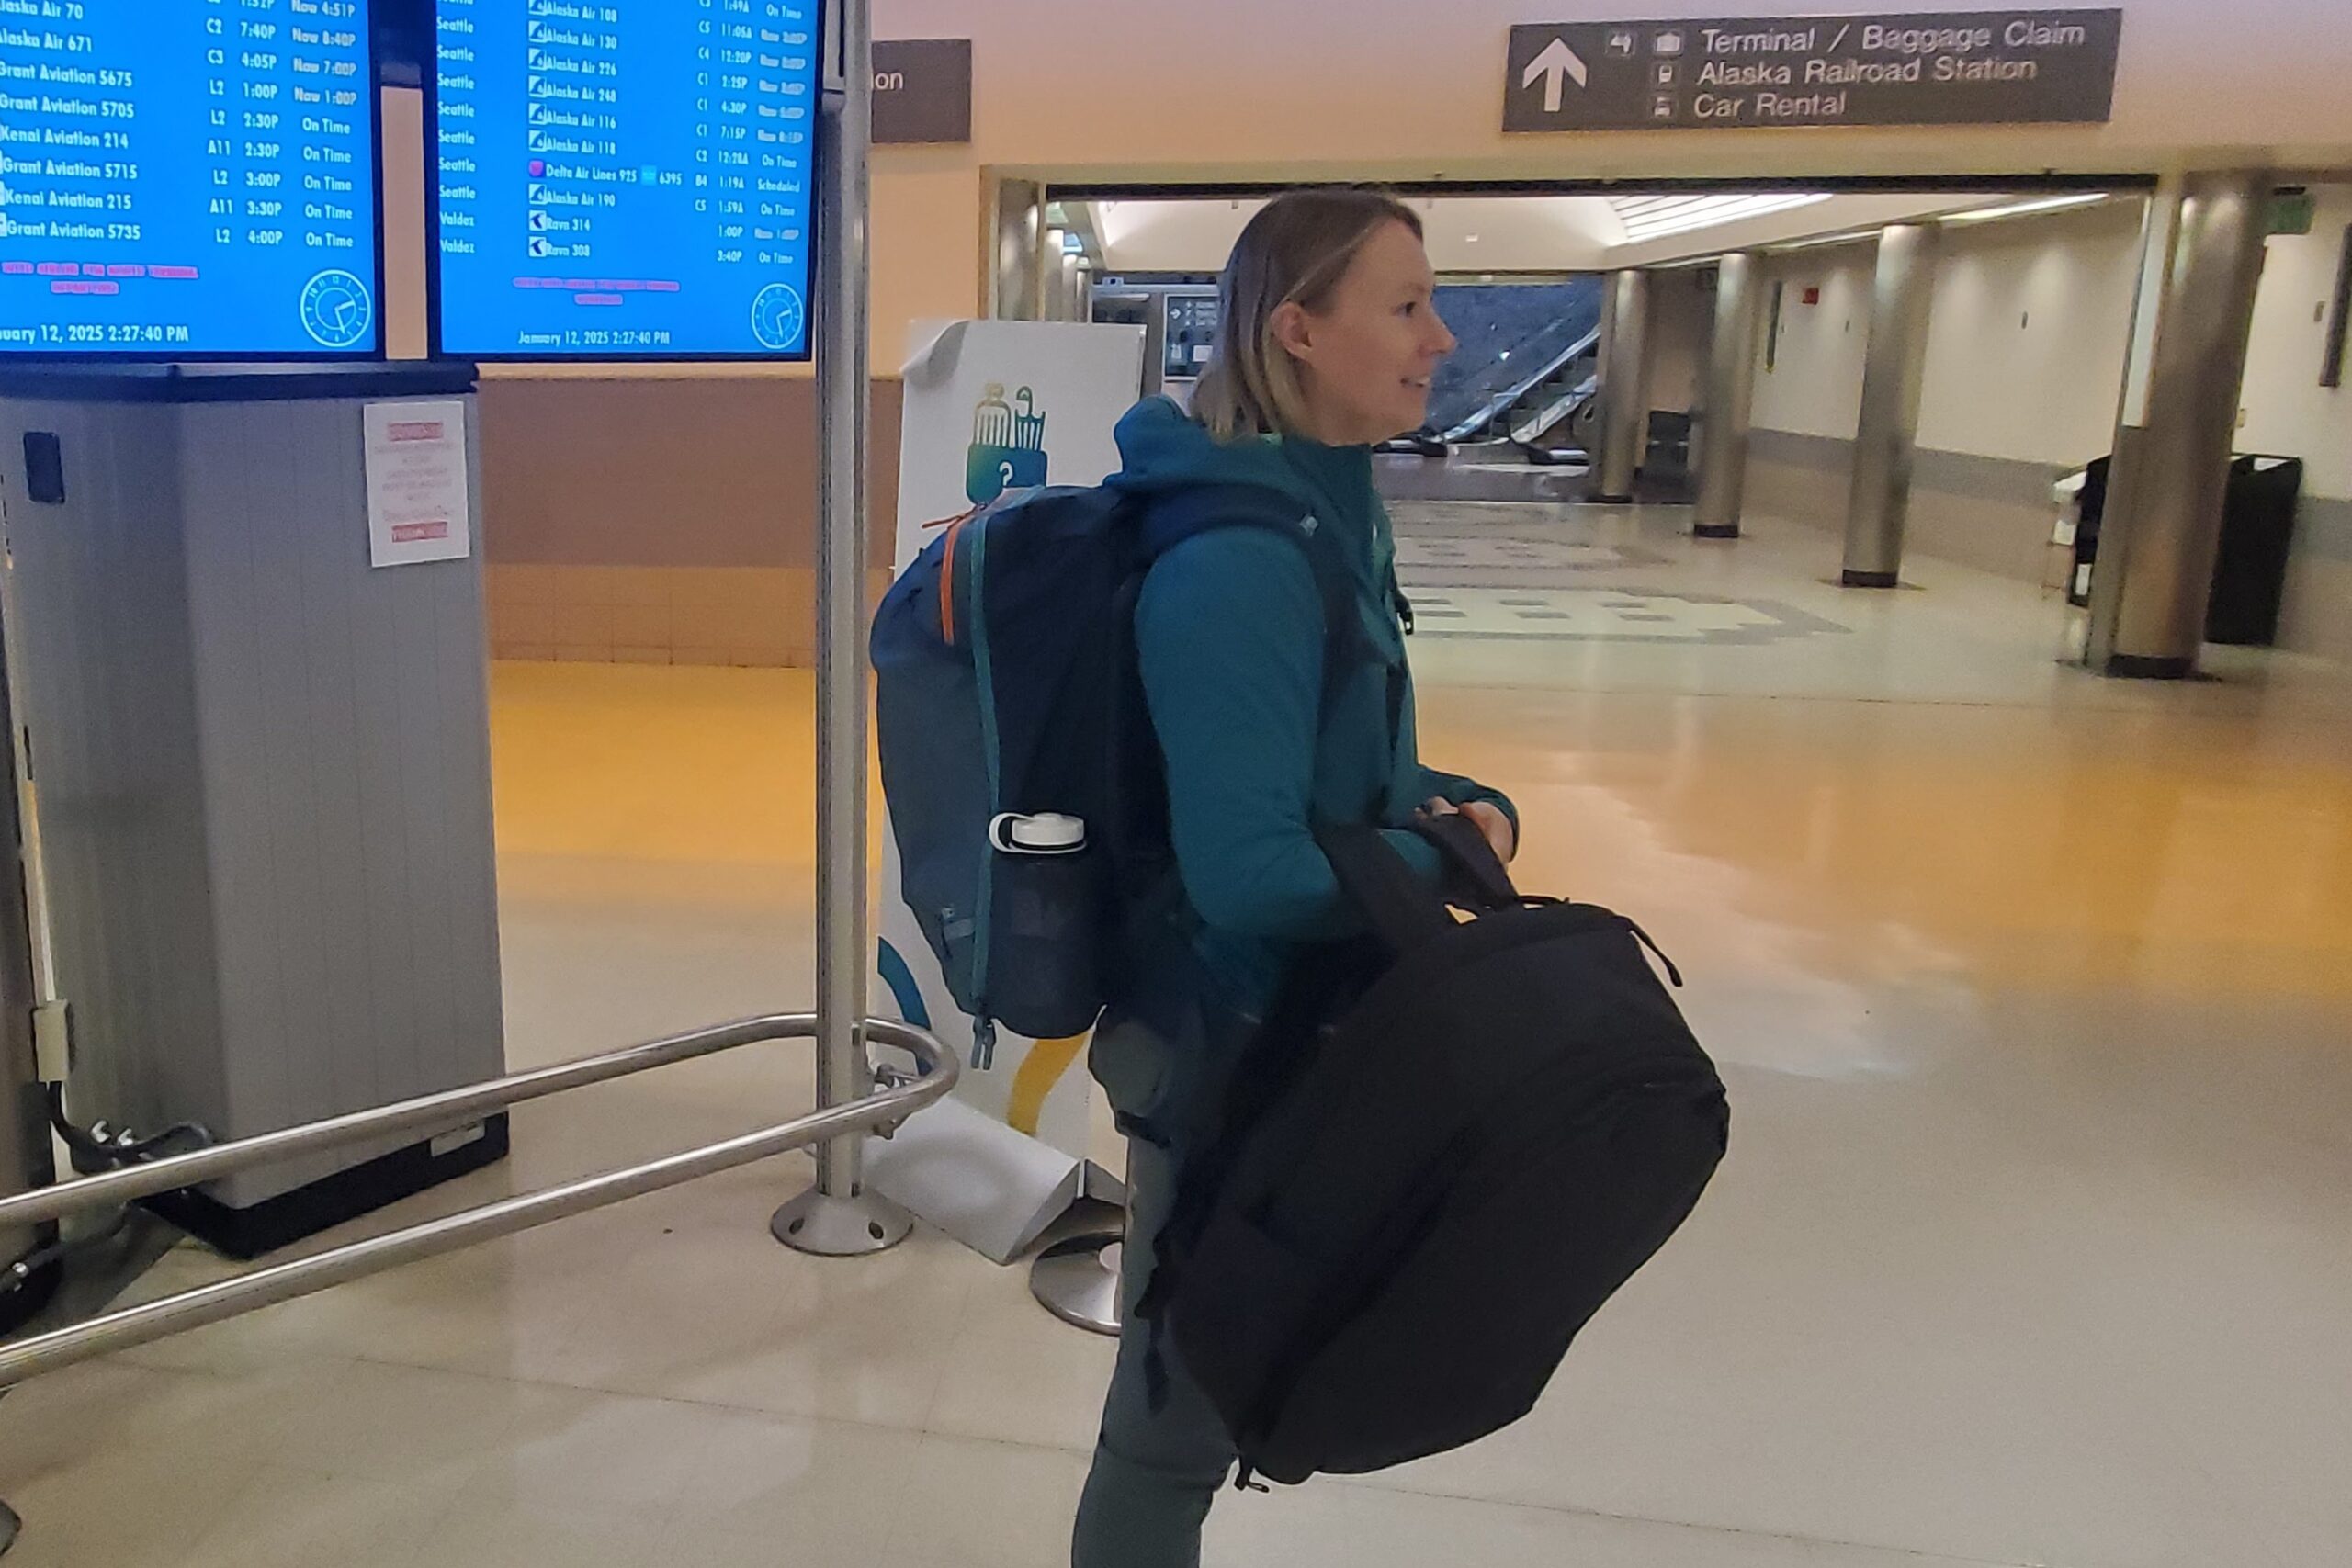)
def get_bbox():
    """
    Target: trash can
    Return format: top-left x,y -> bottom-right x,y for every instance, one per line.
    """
2066,455 -> 2113,608
2206,456 -> 2303,646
